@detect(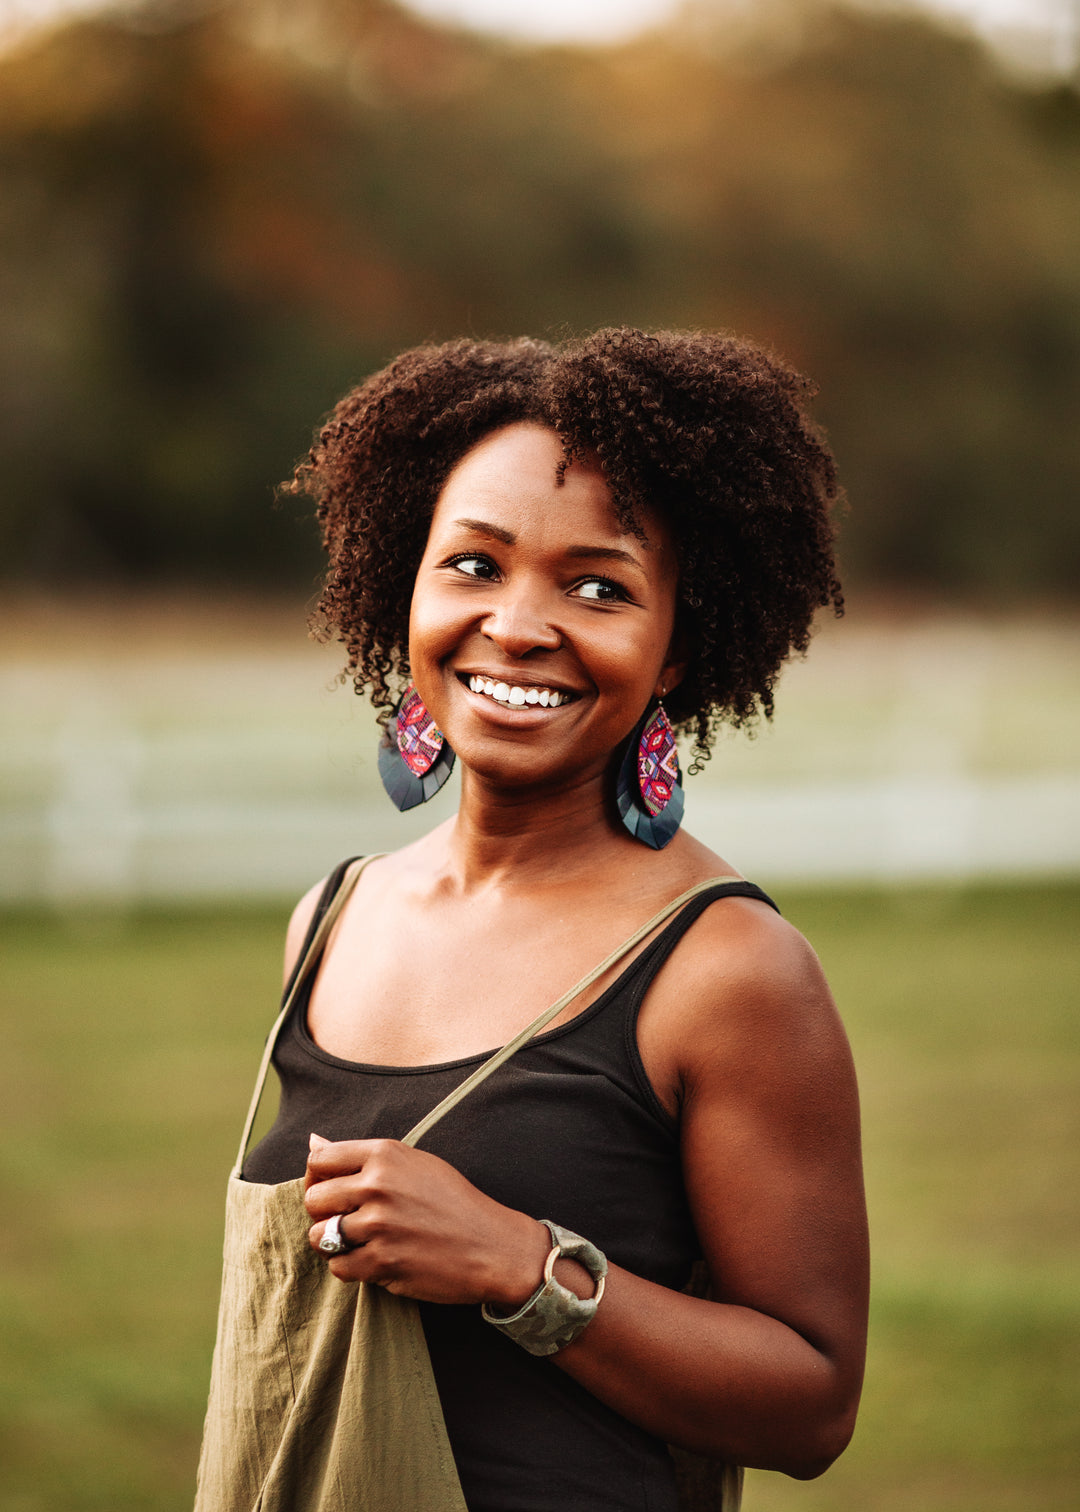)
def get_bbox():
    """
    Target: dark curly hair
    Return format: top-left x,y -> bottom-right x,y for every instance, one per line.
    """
286,328 -> 843,769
